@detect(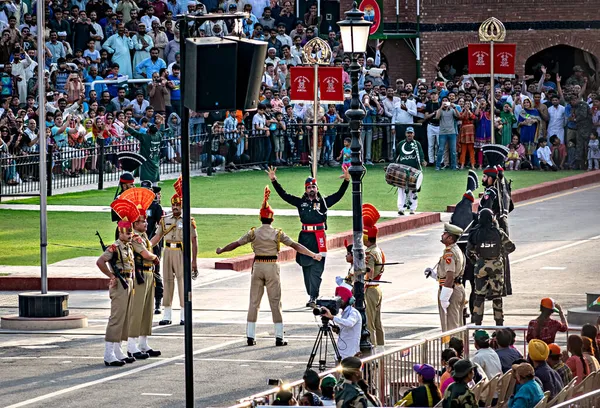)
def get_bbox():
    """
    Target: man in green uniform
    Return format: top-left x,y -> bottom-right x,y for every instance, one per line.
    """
216,186 -> 321,346
395,127 -> 426,215
467,208 -> 516,326
97,198 -> 139,367
425,223 -> 466,333
126,124 -> 162,183
363,203 -> 385,347
123,187 -> 162,359
267,166 -> 350,307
